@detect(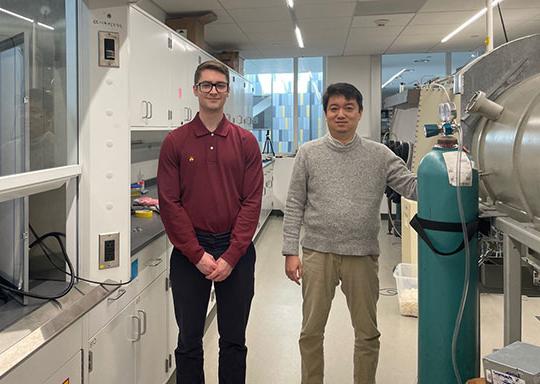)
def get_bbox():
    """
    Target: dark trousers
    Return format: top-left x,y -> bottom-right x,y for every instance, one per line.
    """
170,231 -> 256,384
